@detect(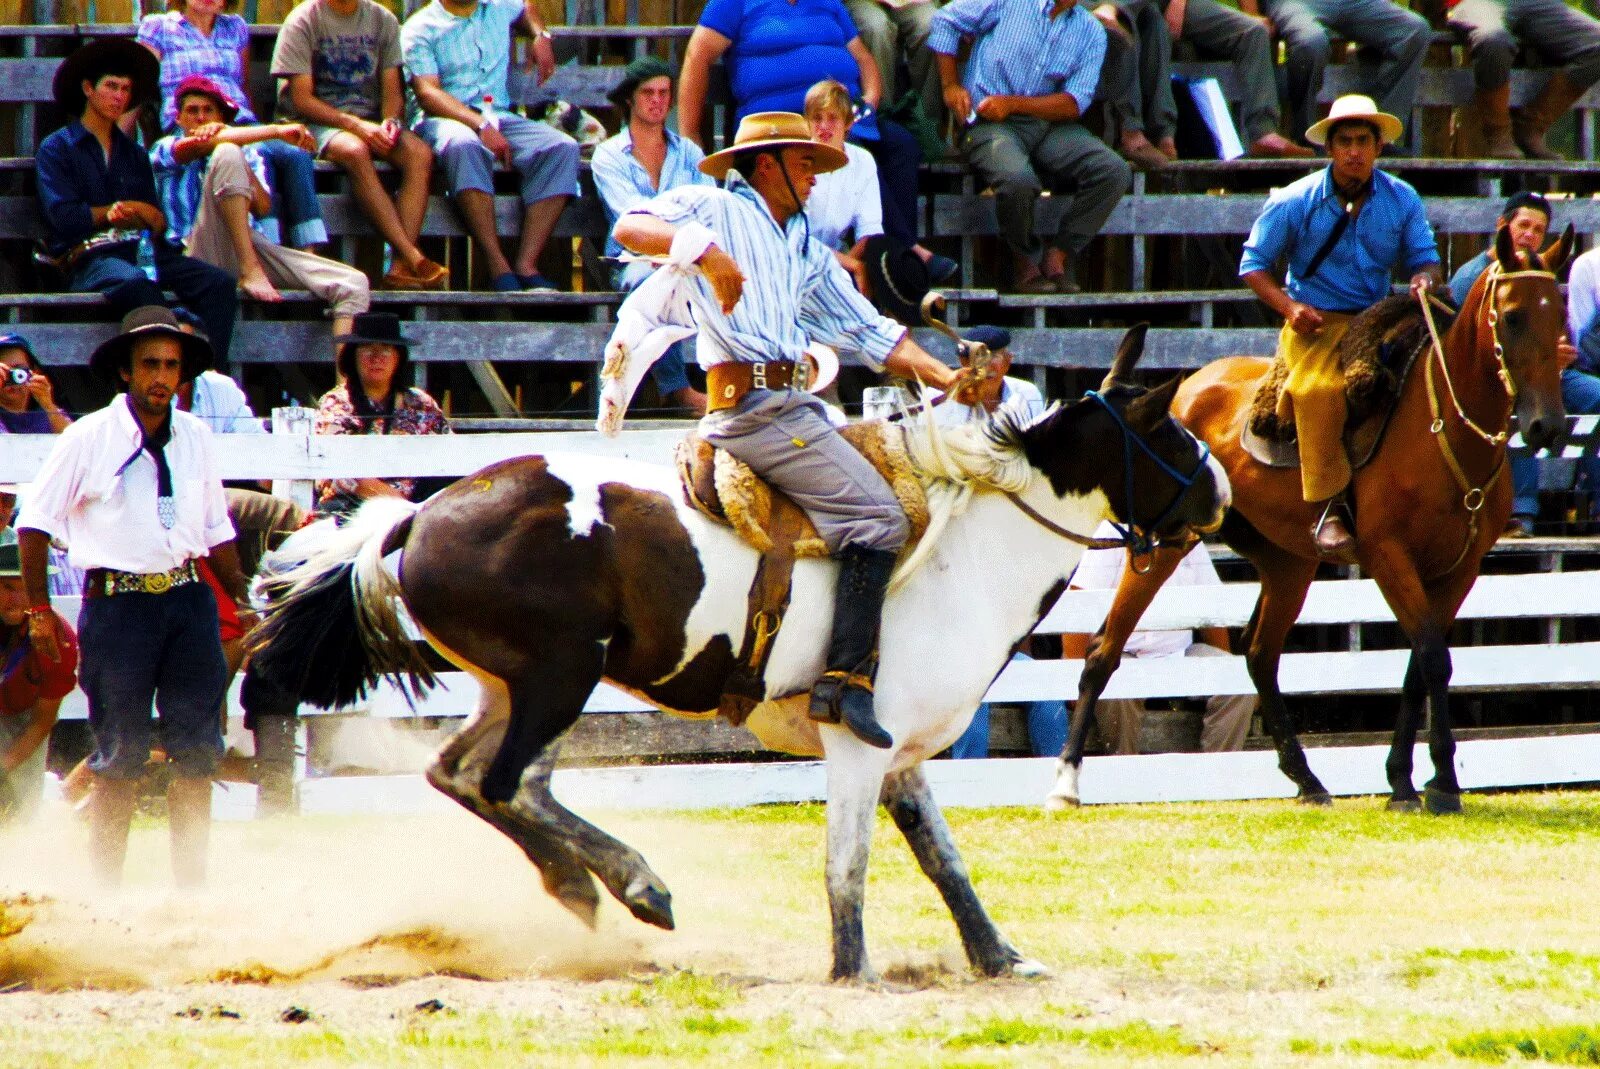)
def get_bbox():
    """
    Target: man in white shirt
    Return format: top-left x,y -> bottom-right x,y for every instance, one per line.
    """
933,326 -> 1046,426
16,306 -> 252,890
1065,532 -> 1252,753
